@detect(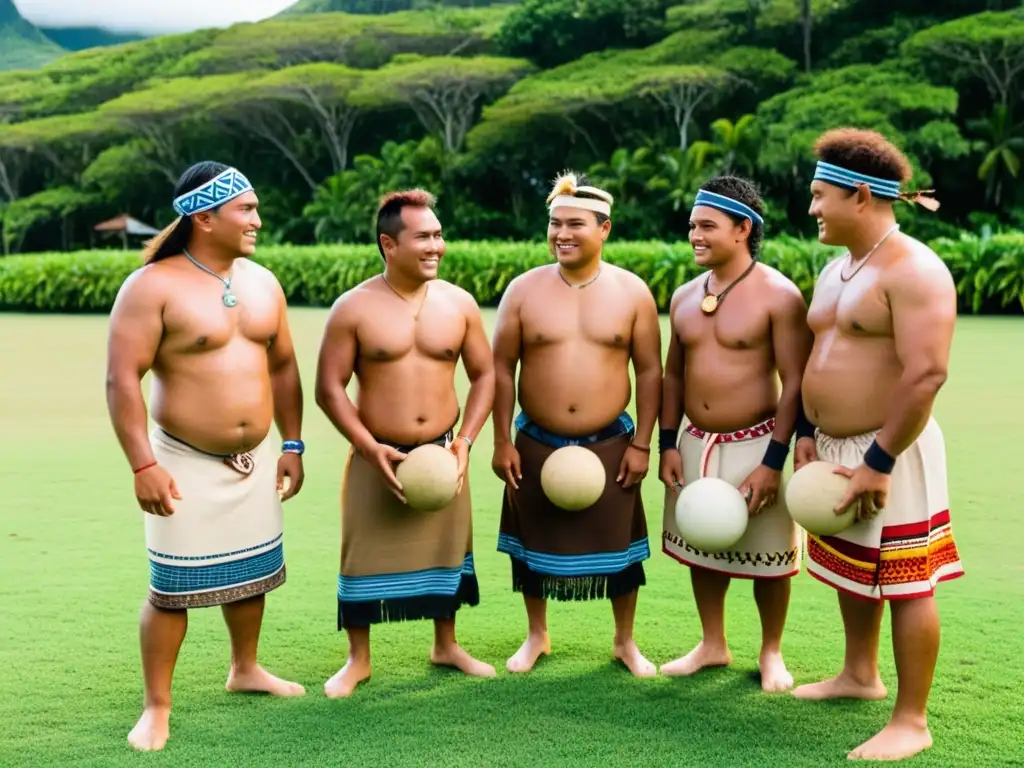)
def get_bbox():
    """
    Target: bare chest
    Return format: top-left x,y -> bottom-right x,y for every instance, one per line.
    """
520,288 -> 633,350
358,308 -> 465,363
163,284 -> 279,353
808,267 -> 891,337
674,286 -> 771,351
